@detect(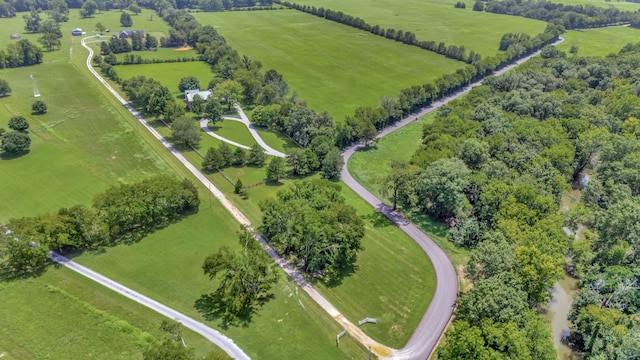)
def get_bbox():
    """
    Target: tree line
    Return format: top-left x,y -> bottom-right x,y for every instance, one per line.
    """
371,41 -> 640,358
0,39 -> 43,68
481,0 -> 640,30
0,176 -> 200,277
